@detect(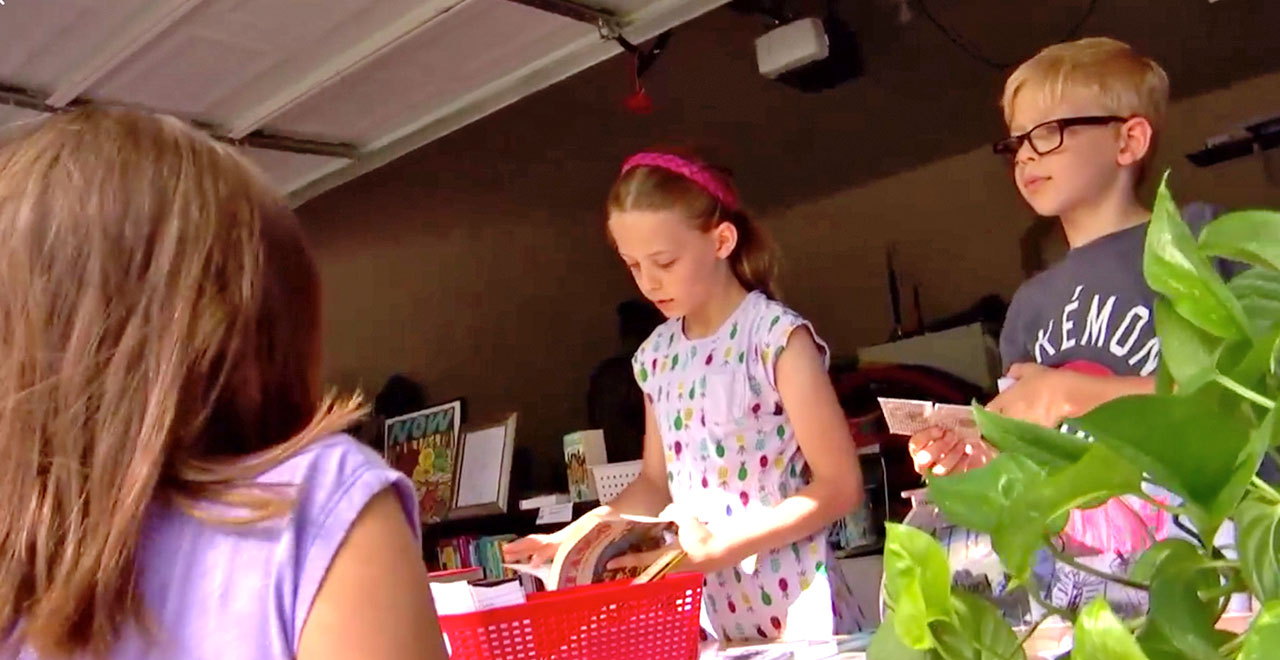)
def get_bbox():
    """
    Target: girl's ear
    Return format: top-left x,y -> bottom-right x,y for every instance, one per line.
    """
712,221 -> 737,260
